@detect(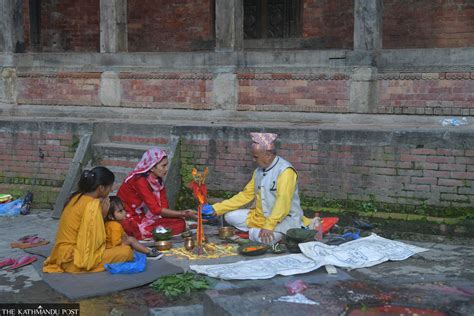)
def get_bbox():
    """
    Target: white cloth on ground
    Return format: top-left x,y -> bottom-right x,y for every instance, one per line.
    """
298,233 -> 429,269
190,234 -> 429,280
